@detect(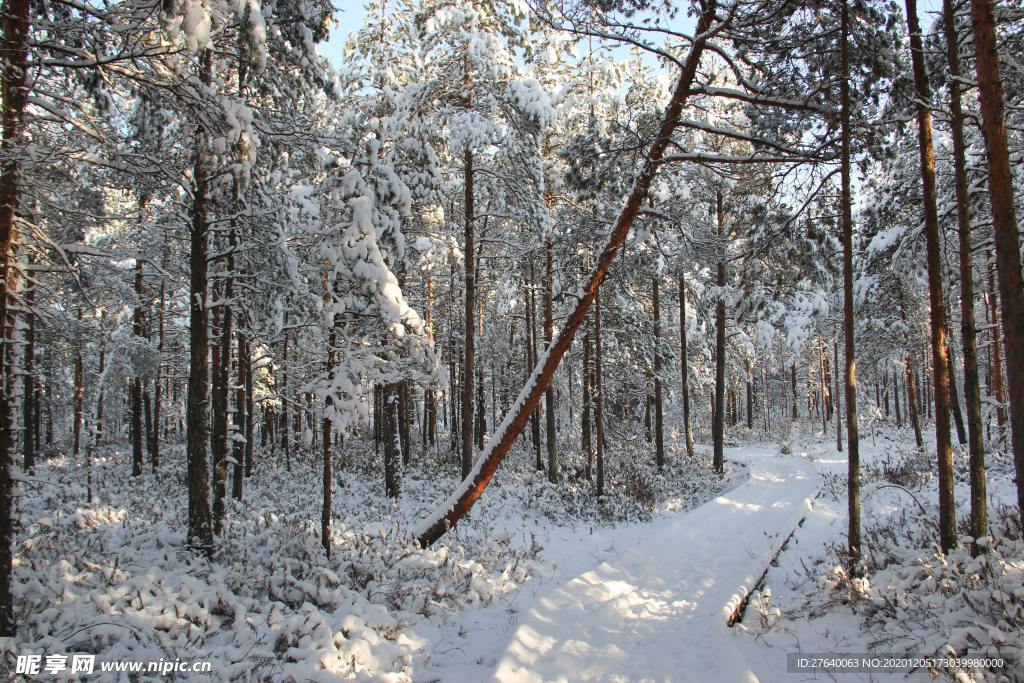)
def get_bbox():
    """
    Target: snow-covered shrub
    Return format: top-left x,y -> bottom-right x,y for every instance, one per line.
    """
808,444 -> 1023,682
